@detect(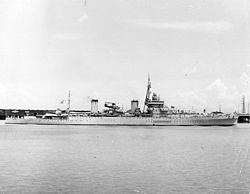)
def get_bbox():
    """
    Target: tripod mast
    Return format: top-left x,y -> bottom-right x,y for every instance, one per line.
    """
143,74 -> 151,113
